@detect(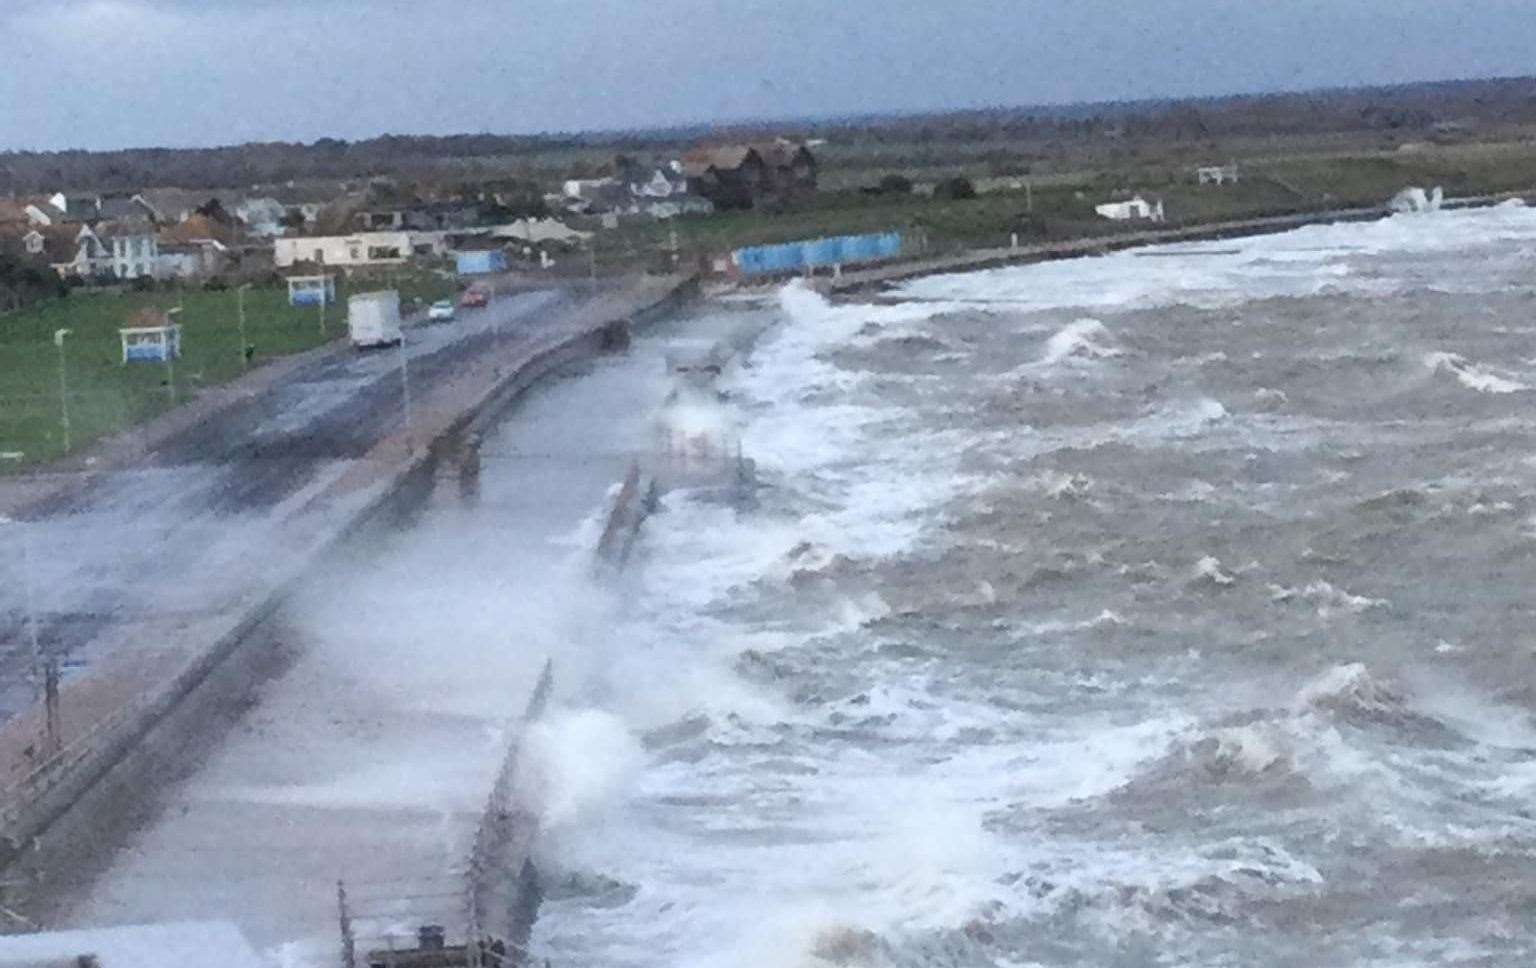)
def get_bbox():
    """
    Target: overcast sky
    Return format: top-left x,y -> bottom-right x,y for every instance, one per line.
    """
4,0 -> 1533,152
